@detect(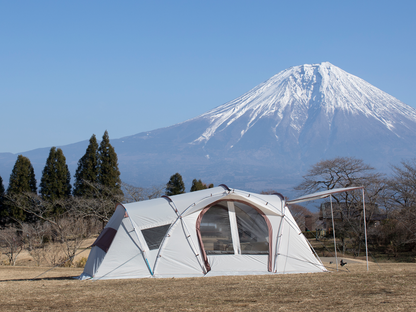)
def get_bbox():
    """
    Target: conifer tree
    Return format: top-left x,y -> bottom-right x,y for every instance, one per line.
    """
6,155 -> 37,221
190,179 -> 205,192
98,130 -> 122,195
190,179 -> 214,192
40,147 -> 71,201
73,134 -> 99,197
165,173 -> 185,196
